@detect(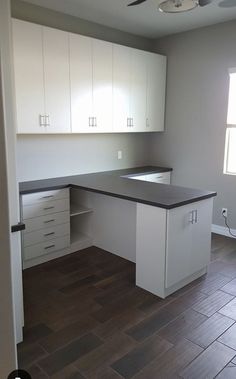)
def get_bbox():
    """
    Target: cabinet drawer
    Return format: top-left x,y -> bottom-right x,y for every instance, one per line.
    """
24,235 -> 70,261
22,198 -> 70,220
22,188 -> 69,206
145,172 -> 171,184
23,223 -> 70,247
24,211 -> 69,233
